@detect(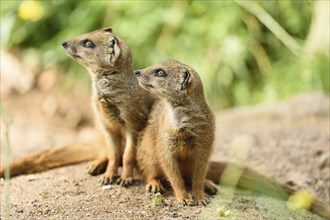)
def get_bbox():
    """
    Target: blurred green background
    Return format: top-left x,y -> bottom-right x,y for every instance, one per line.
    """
1,0 -> 329,110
